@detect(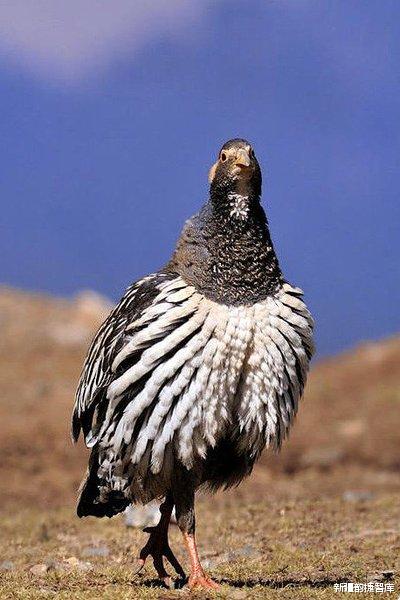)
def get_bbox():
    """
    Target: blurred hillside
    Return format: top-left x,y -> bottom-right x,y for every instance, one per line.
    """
0,286 -> 399,510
